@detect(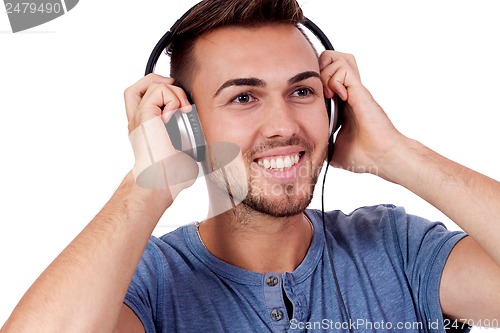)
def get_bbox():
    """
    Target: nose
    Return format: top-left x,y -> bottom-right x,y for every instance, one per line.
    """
260,98 -> 300,139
